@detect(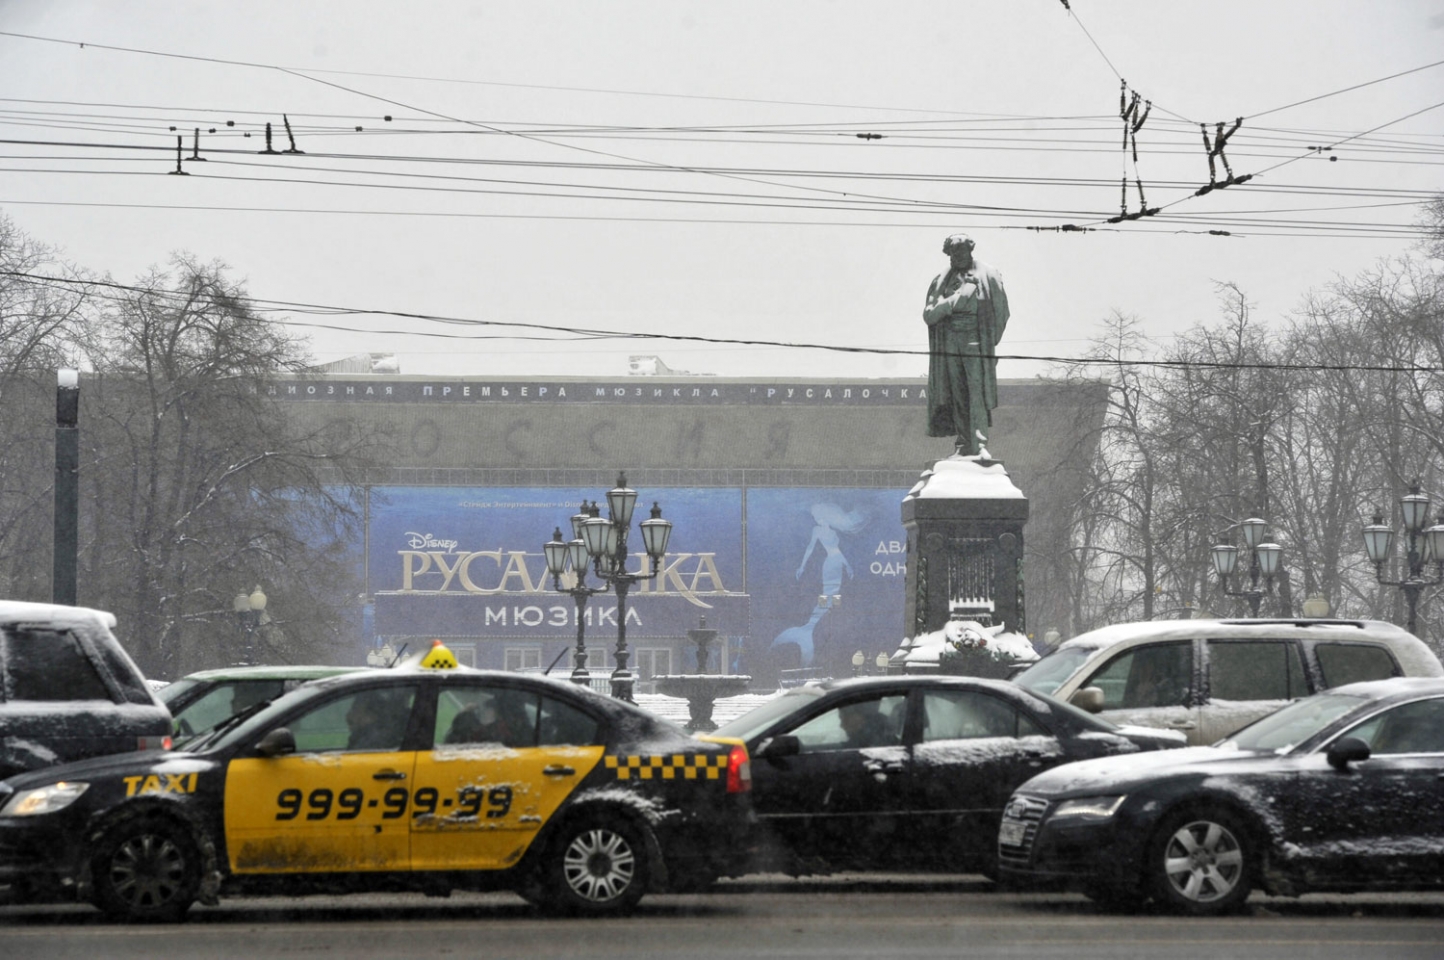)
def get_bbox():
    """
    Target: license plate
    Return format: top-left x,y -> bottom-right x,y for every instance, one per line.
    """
999,819 -> 1027,847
